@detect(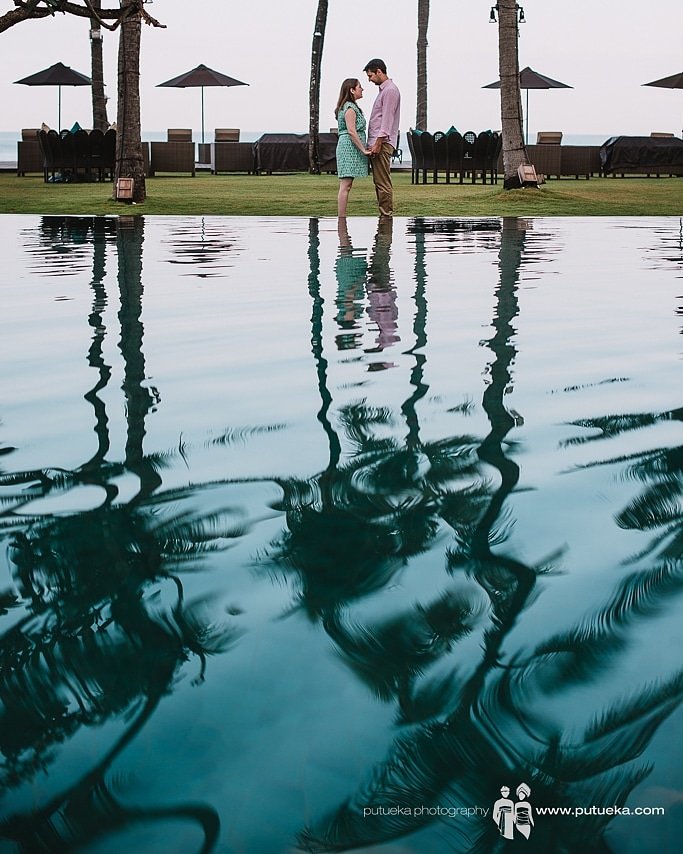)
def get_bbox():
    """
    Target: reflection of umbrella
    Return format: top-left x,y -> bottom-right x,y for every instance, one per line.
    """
643,72 -> 683,137
14,62 -> 92,131
157,64 -> 248,143
483,66 -> 572,144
